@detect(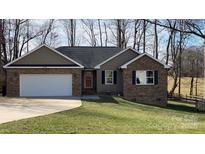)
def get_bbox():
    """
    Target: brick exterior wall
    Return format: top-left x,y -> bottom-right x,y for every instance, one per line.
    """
0,69 -> 2,93
6,68 -> 82,97
122,56 -> 168,106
